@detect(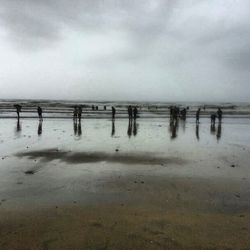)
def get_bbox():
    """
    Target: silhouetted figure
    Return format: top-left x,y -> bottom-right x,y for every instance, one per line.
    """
38,121 -> 42,136
112,106 -> 116,119
96,106 -> 98,111
196,124 -> 200,141
111,120 -> 115,137
180,108 -> 187,120
216,123 -> 222,141
133,120 -> 138,136
127,119 -> 132,138
78,106 -> 82,122
14,104 -> 22,120
92,105 -> 95,111
104,105 -> 107,111
217,108 -> 222,123
37,106 -> 43,121
73,106 -> 78,121
133,107 -> 138,119
211,113 -> 216,125
128,106 -> 133,120
196,108 -> 201,124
